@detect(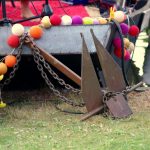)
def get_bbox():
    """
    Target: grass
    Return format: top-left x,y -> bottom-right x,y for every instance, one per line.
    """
0,92 -> 150,150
